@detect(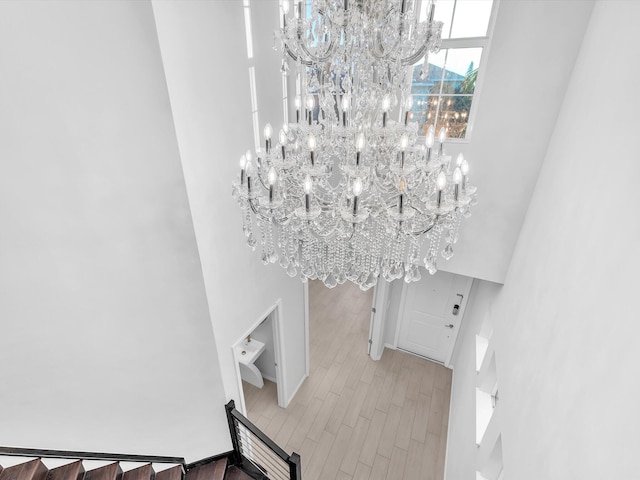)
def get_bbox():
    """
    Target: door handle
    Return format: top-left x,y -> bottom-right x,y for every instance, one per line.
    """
445,324 -> 454,329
